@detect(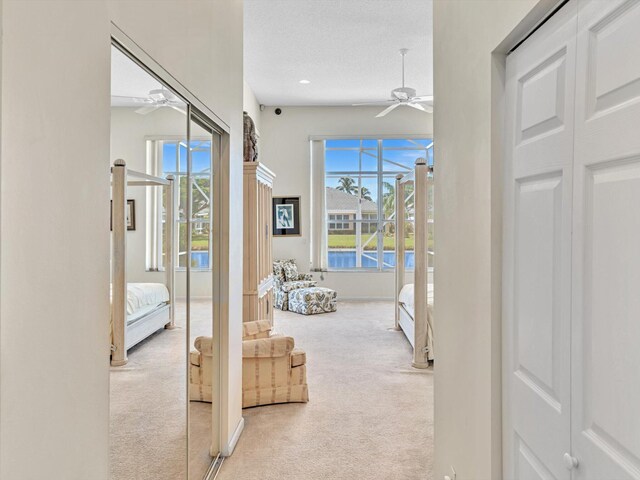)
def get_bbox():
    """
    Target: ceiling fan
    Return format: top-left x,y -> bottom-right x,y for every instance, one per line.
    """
353,48 -> 433,118
112,87 -> 186,115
